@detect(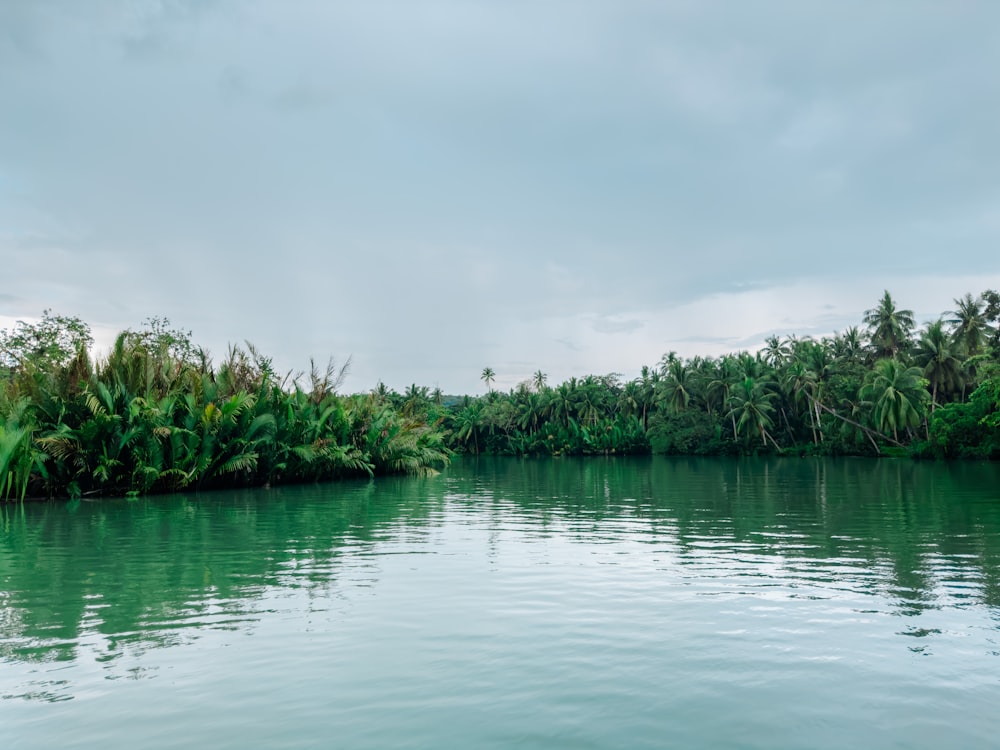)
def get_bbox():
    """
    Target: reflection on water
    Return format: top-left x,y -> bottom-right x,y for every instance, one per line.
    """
2,457 -> 1000,747
3,458 -> 1000,671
